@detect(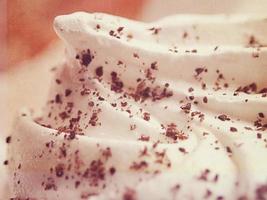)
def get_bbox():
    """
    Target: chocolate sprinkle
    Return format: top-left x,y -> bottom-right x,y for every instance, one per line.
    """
95,66 -> 104,77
